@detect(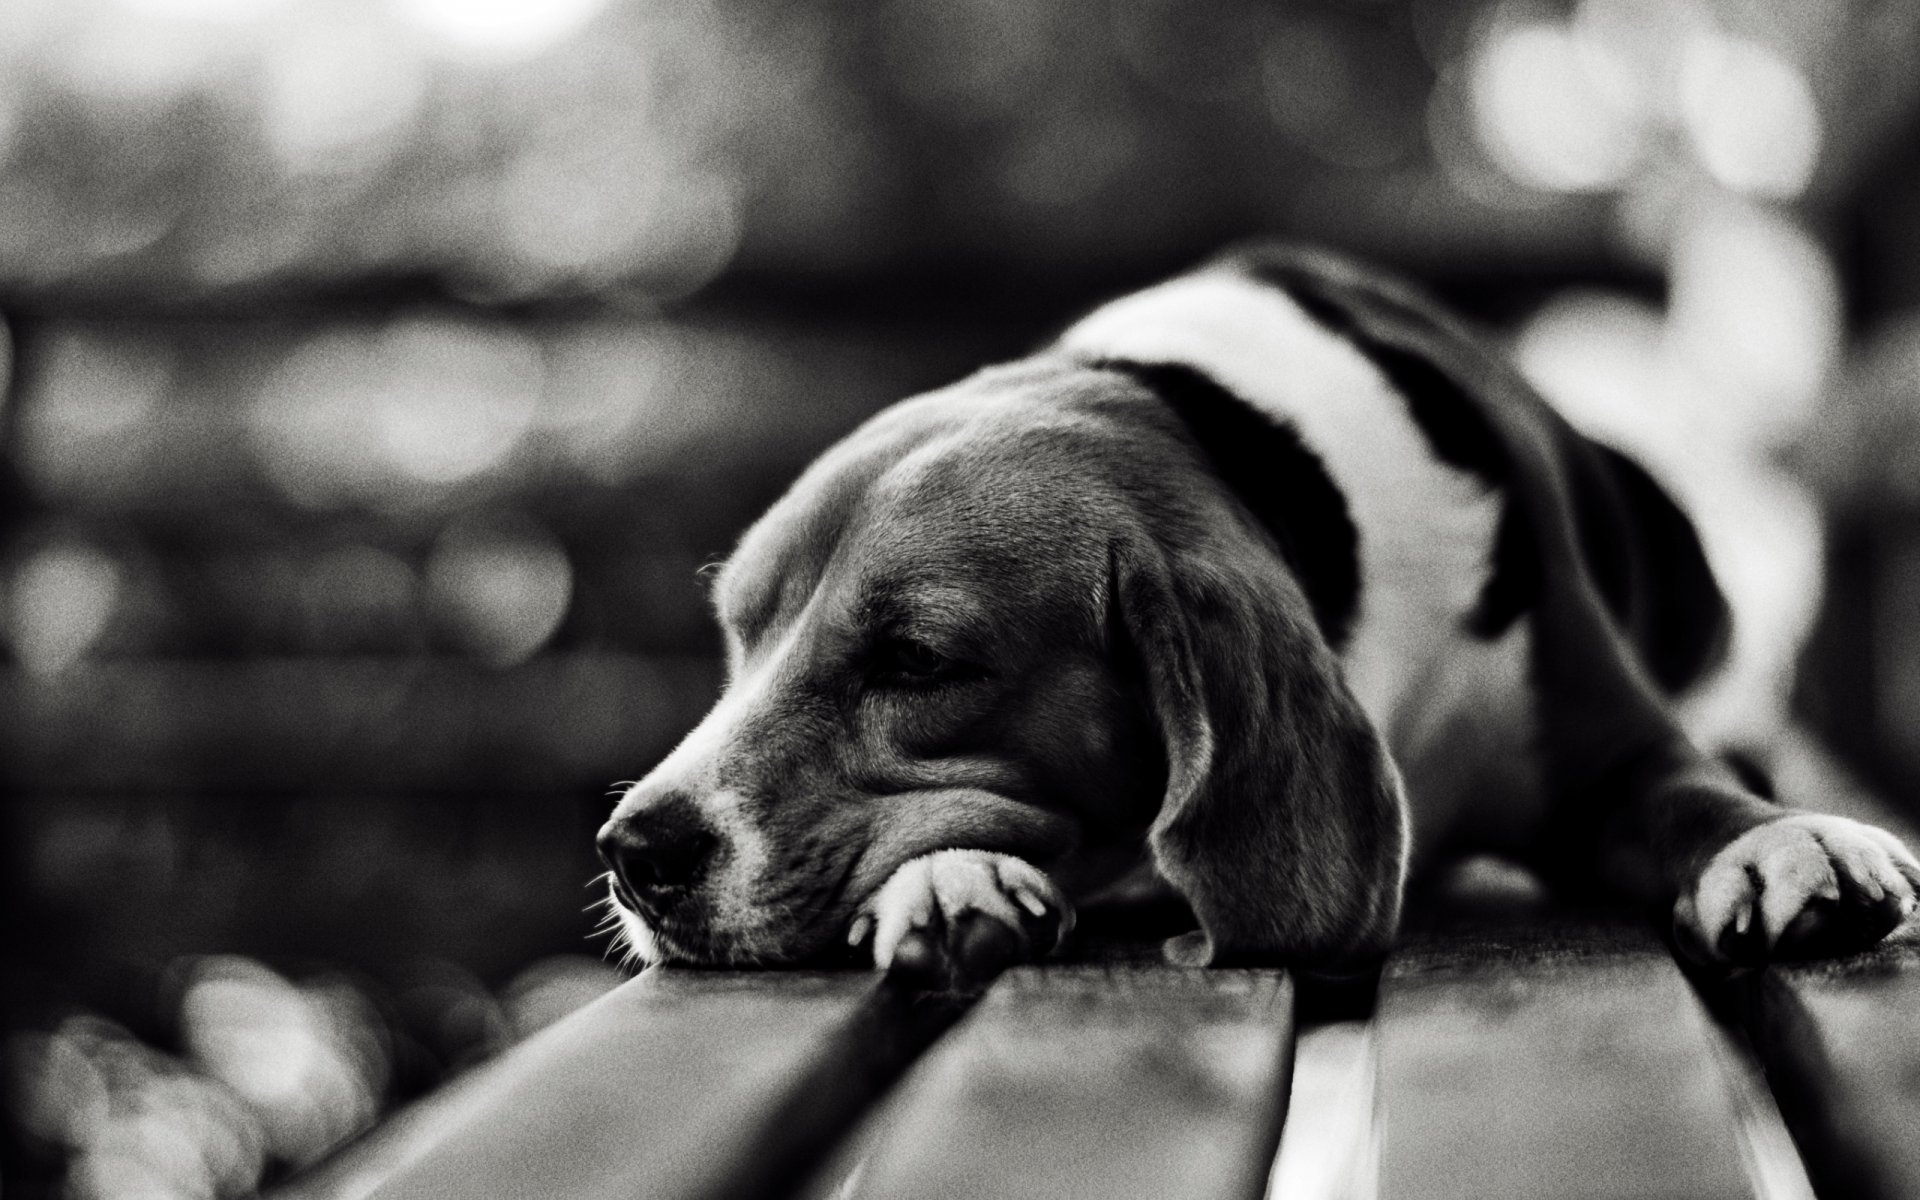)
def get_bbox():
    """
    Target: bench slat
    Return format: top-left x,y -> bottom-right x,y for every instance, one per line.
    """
1374,918 -> 1781,1200
829,965 -> 1294,1200
355,970 -> 953,1200
1738,935 -> 1920,1200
